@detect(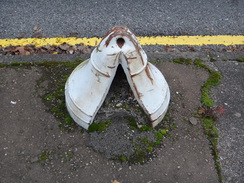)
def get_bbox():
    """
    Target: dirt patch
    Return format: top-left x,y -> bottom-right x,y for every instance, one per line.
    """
0,62 -> 218,183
